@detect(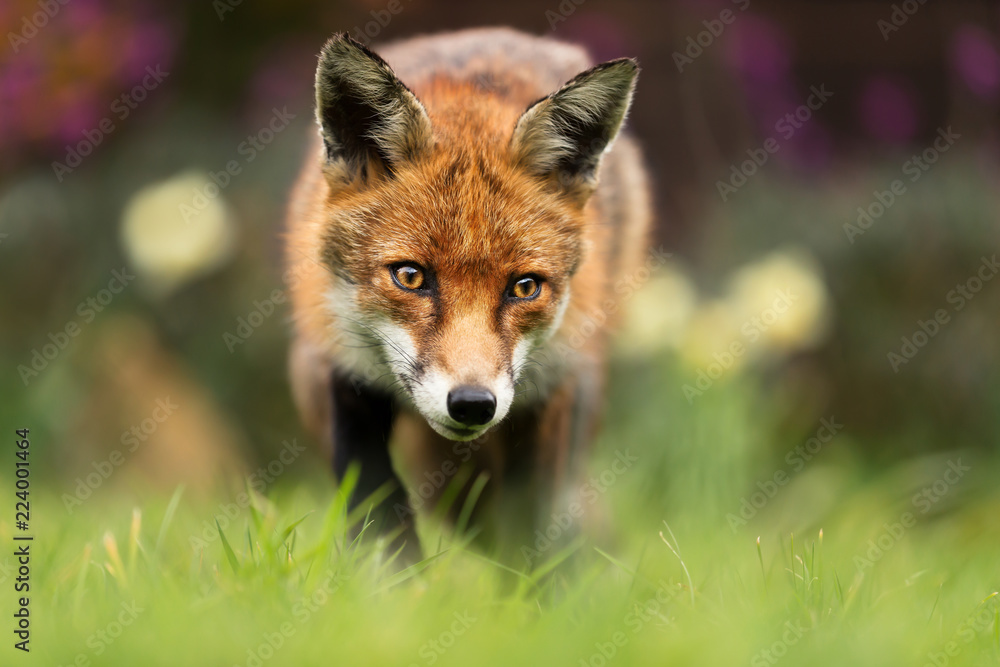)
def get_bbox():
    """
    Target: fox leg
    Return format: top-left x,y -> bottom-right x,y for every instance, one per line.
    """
393,414 -> 503,546
429,384 -> 591,568
394,376 -> 598,567
329,371 -> 421,560
504,373 -> 605,567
